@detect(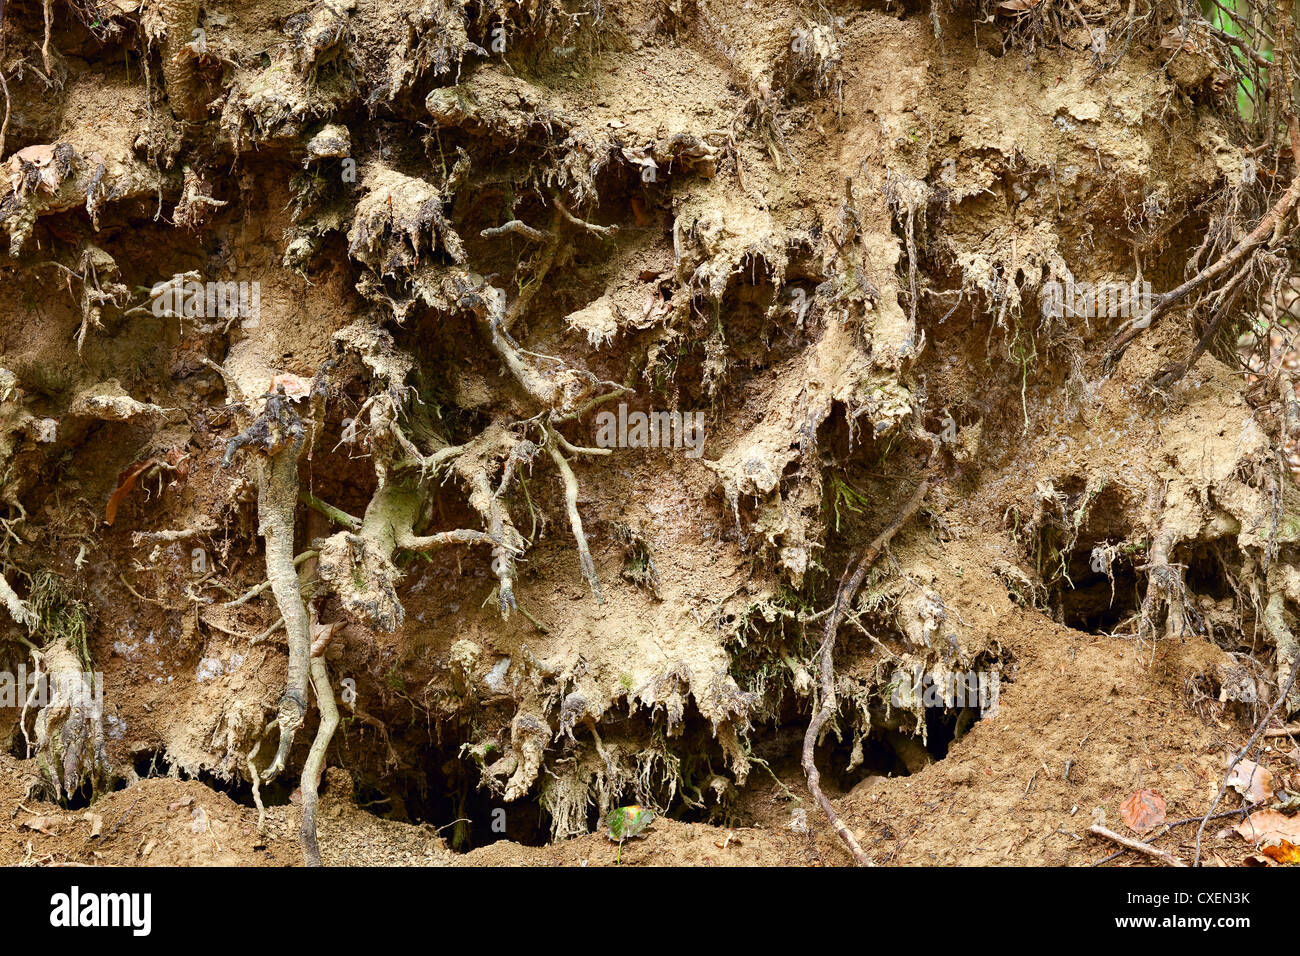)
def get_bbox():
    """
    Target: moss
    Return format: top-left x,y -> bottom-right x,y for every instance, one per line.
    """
28,569 -> 93,674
